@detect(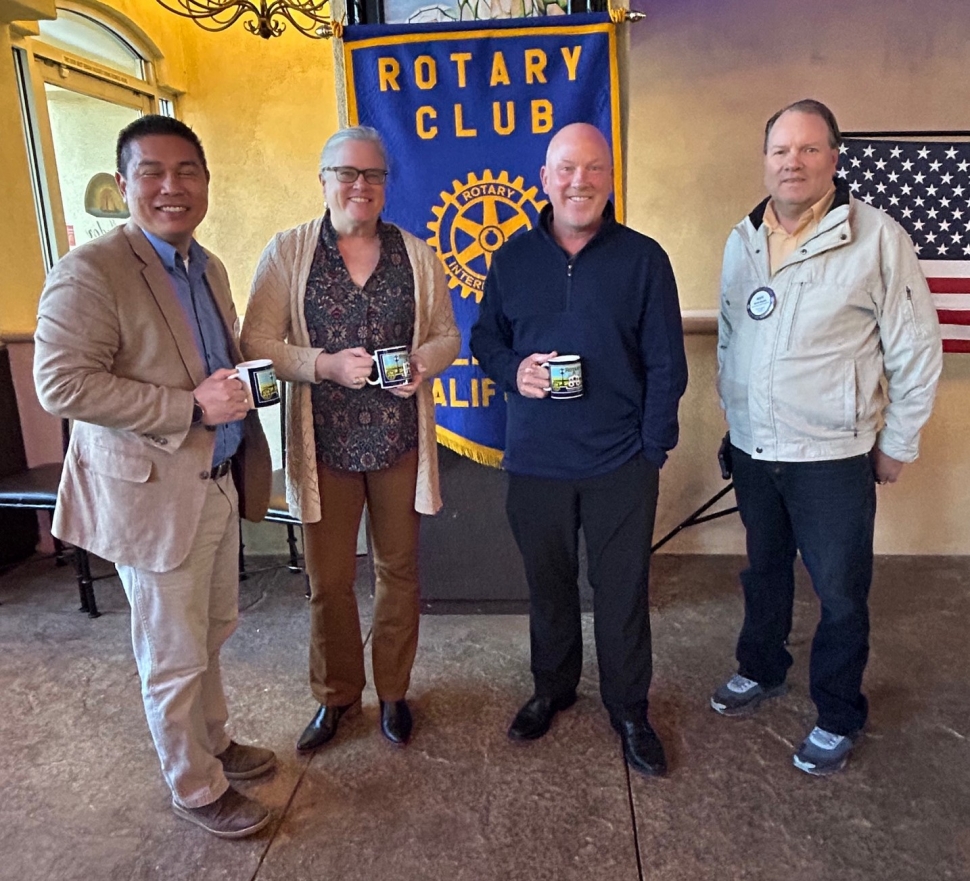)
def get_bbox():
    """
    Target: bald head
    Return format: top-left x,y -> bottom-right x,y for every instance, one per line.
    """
545,123 -> 612,168
540,123 -> 614,252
